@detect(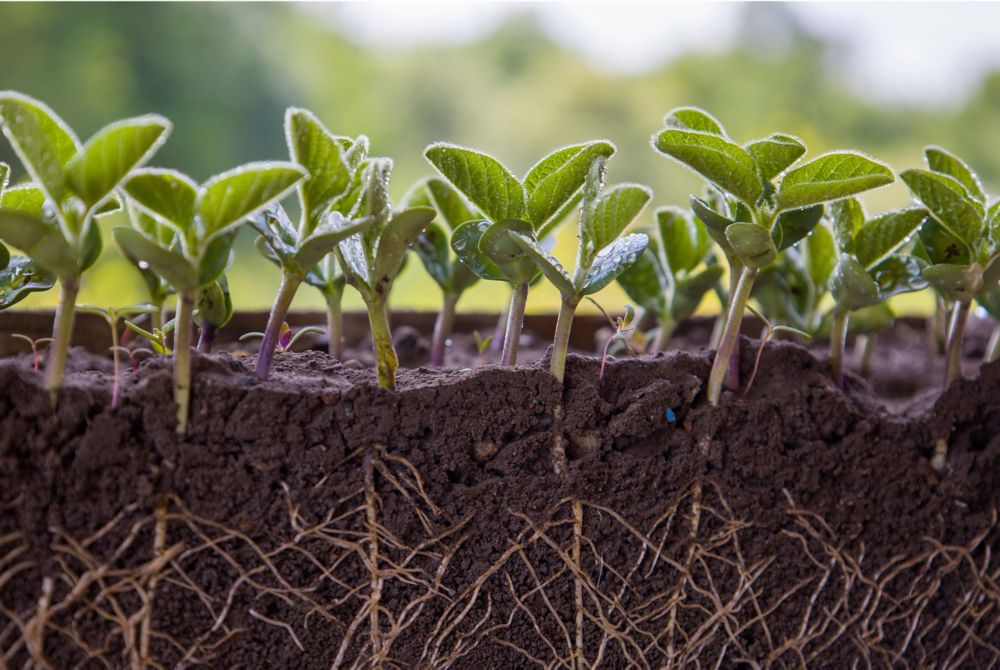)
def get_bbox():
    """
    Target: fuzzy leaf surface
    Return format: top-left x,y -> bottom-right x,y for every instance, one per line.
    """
773,204 -> 824,251
197,163 -> 306,240
373,206 -> 436,286
654,129 -> 761,206
584,183 -> 651,255
450,220 -> 506,282
582,232 -> 649,295
0,93 -> 80,203
286,108 -> 354,229
617,244 -> 666,312
745,133 -> 806,181
830,254 -> 880,310
112,227 -> 198,290
0,255 -> 55,308
725,222 -> 777,268
663,107 -> 726,136
925,146 -> 985,202
900,169 -> 983,246
854,207 -> 926,270
777,152 -> 893,211
125,169 -> 198,232
425,144 -> 525,223
524,141 -> 615,229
